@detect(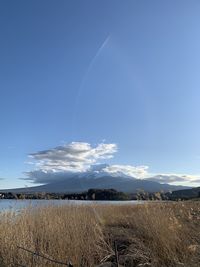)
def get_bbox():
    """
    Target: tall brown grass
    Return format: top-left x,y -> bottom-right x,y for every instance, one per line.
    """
0,202 -> 199,267
98,202 -> 200,266
0,205 -> 109,267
